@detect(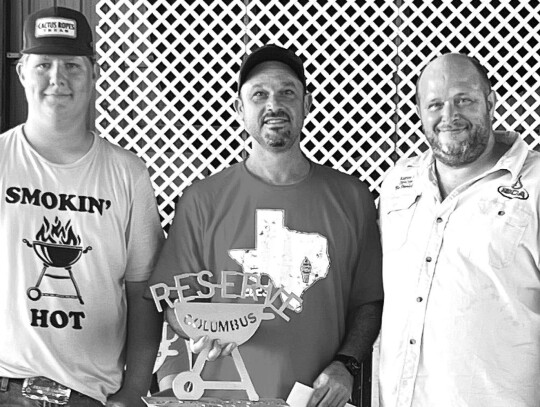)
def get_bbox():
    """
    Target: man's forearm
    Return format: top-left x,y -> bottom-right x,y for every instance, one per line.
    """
122,281 -> 163,393
338,300 -> 383,362
307,301 -> 383,407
